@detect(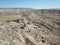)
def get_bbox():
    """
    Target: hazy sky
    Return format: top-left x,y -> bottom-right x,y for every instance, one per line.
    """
0,0 -> 60,9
